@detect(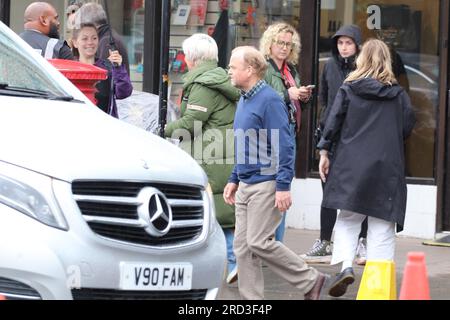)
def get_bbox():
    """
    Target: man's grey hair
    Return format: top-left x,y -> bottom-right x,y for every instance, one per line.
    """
182,34 -> 219,66
73,3 -> 107,27
232,46 -> 268,79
